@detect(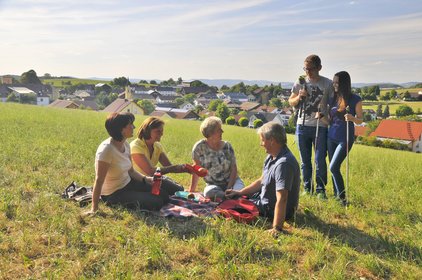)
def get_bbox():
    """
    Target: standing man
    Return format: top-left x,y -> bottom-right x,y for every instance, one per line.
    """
288,54 -> 332,198
225,122 -> 300,236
